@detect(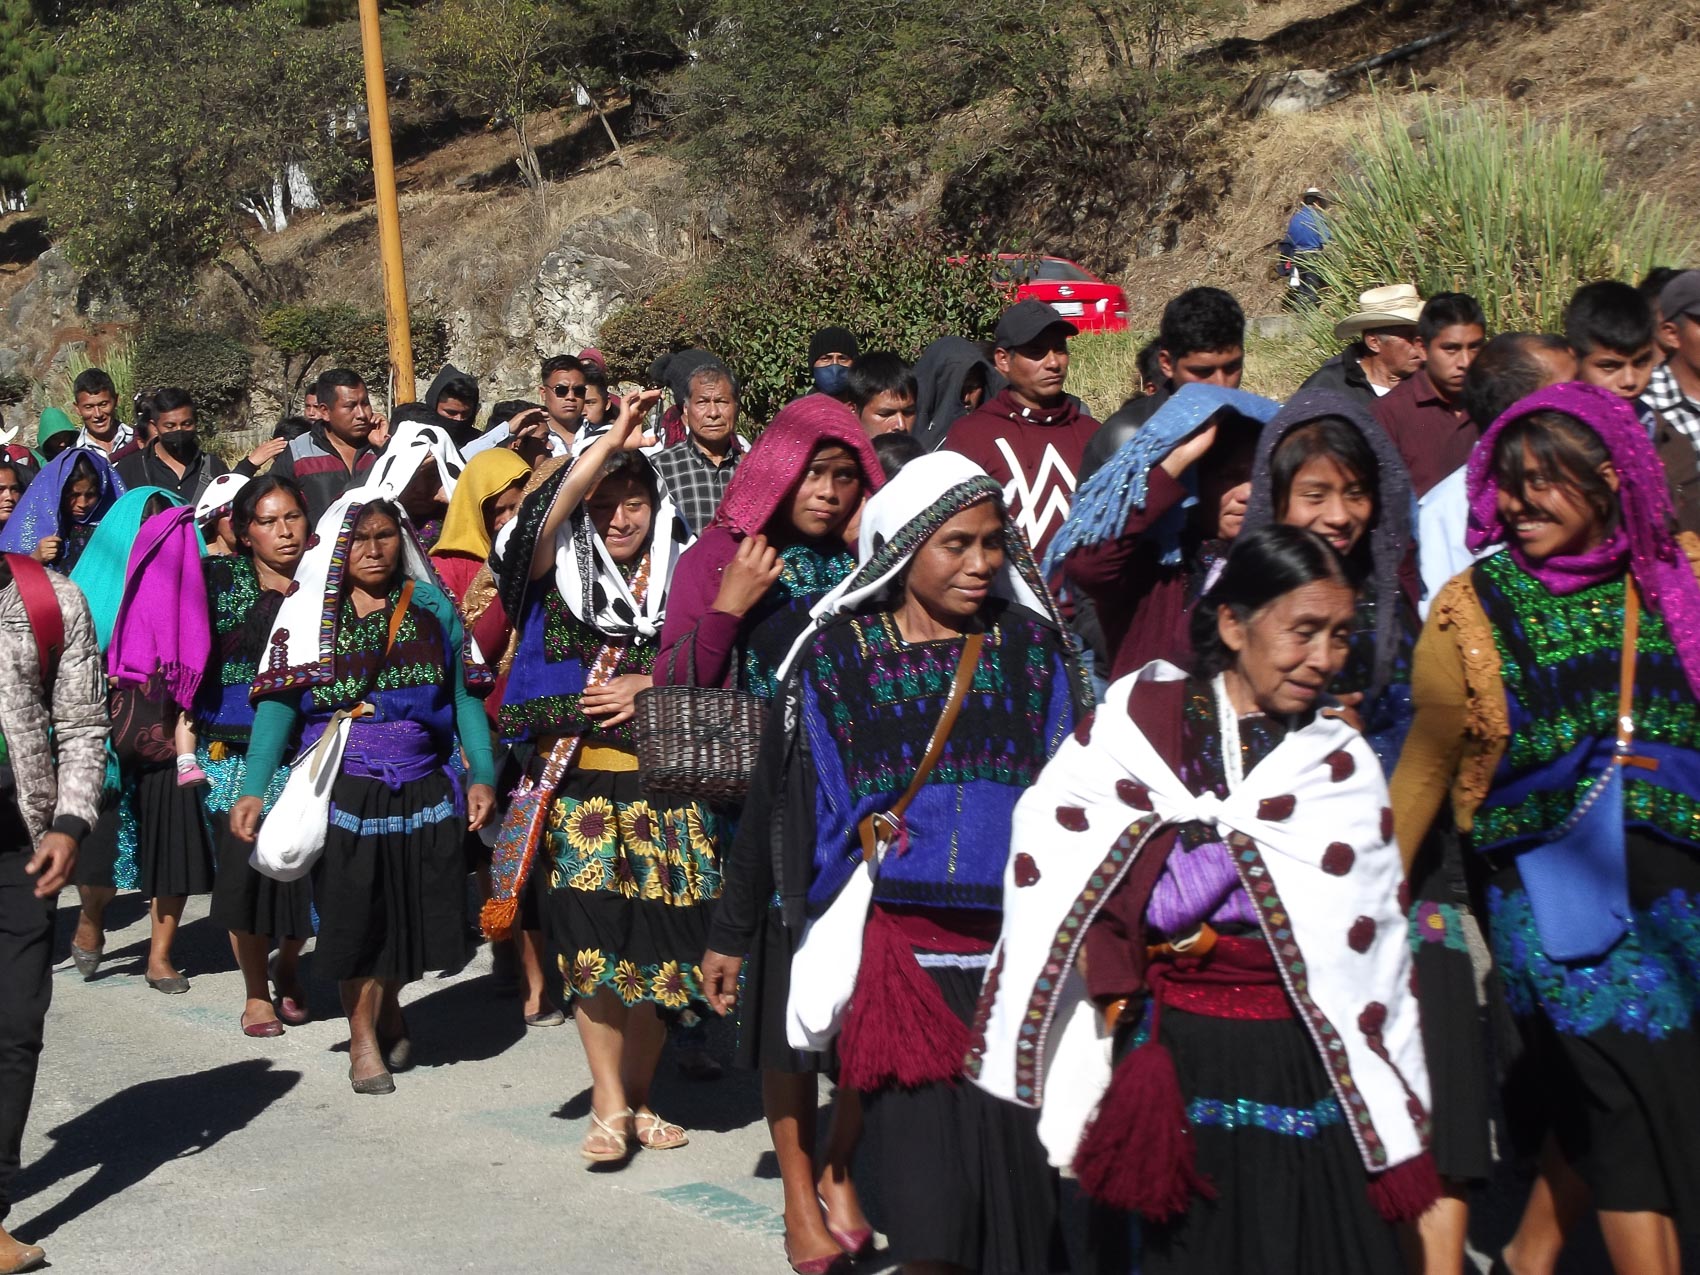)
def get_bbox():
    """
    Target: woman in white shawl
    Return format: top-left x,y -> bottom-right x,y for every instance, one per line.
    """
969,524 -> 1435,1273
